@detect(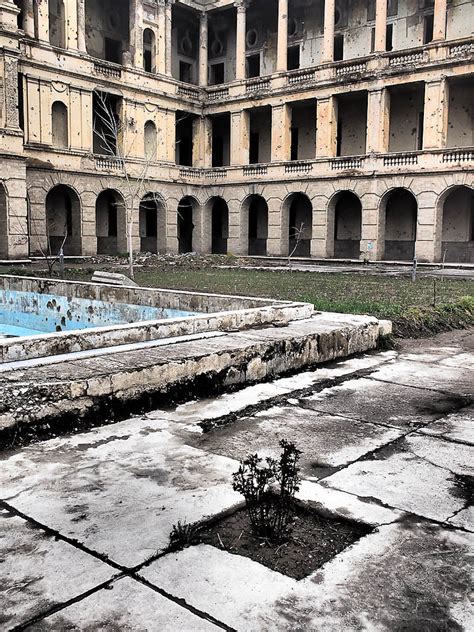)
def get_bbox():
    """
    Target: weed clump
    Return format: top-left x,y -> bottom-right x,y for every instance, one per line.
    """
232,439 -> 302,543
168,520 -> 199,551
